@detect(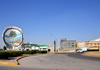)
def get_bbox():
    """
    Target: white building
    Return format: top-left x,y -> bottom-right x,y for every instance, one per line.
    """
60,38 -> 77,51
